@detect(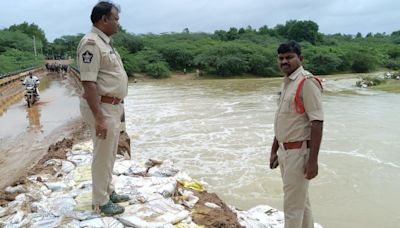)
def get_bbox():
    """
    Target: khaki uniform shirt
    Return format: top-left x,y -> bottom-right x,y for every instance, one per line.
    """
274,66 -> 323,143
77,26 -> 128,99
